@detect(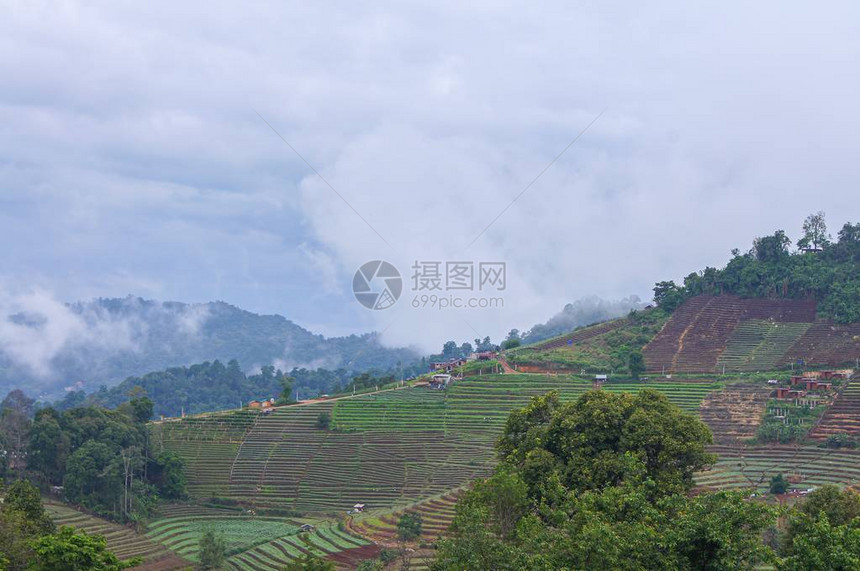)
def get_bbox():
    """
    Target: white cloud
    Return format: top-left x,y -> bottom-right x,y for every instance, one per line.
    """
1,1 -> 860,352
